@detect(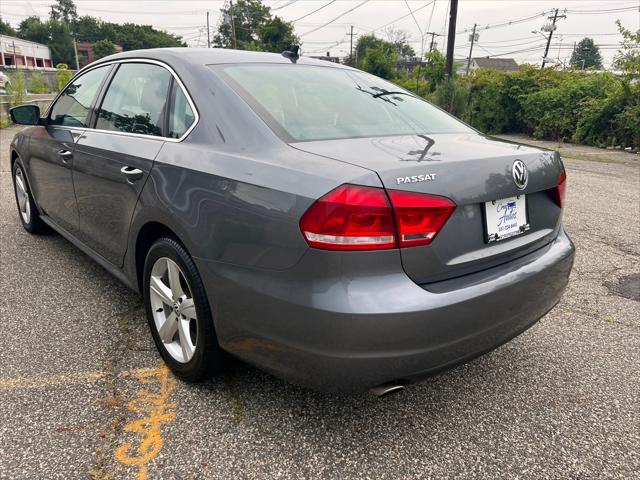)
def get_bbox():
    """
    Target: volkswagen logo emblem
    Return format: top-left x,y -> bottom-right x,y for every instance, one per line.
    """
512,160 -> 528,190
